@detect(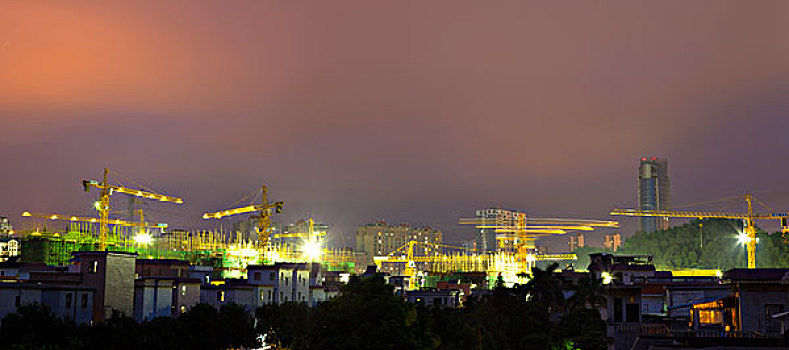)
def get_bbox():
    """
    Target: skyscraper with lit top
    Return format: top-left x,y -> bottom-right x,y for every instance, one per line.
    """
638,157 -> 670,233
